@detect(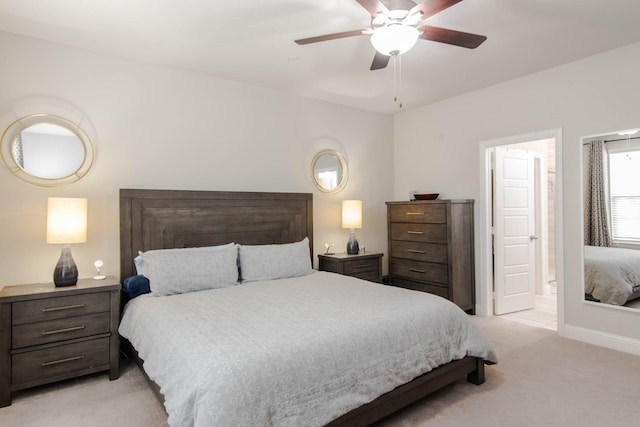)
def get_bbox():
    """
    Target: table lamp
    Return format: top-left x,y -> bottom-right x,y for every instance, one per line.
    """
47,197 -> 87,287
342,200 -> 362,255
